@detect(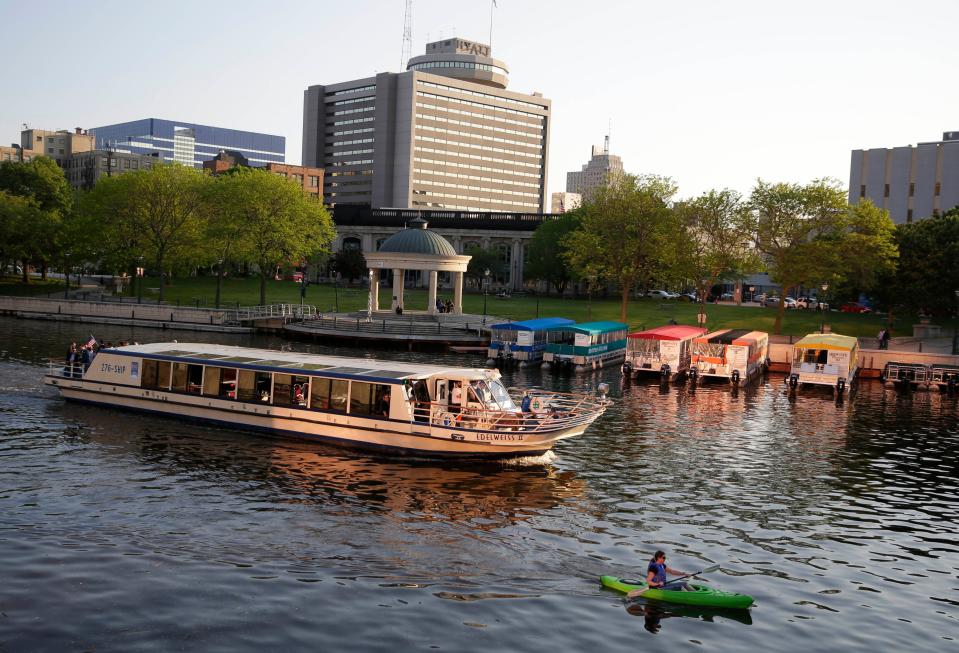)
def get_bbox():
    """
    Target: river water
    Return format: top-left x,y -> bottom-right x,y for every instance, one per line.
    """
0,316 -> 956,652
